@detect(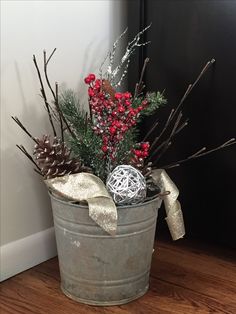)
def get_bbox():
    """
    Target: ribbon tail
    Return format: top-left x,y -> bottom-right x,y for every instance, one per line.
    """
88,197 -> 117,236
151,169 -> 185,241
165,200 -> 185,240
45,173 -> 117,235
